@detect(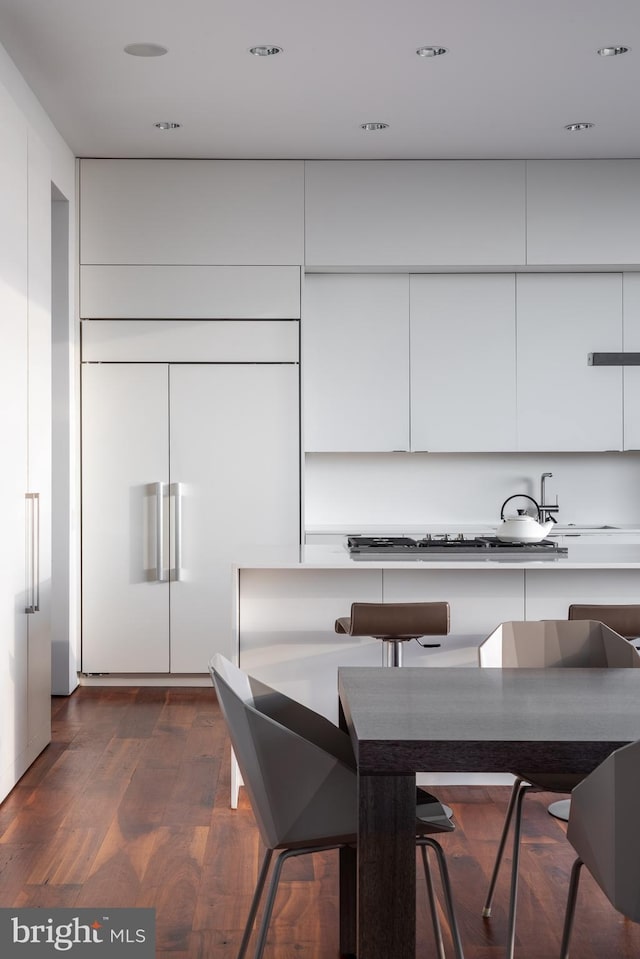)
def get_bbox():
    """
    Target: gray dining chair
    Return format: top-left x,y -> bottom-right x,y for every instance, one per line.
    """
335,601 -> 449,666
210,654 -> 464,959
552,605 -> 640,822
560,738 -> 640,958
478,619 -> 640,959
